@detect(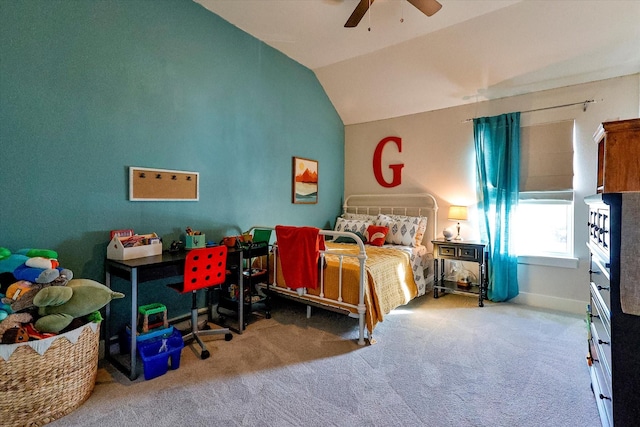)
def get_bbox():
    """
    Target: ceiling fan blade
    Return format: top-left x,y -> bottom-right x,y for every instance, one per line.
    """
345,0 -> 374,28
407,0 -> 442,17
